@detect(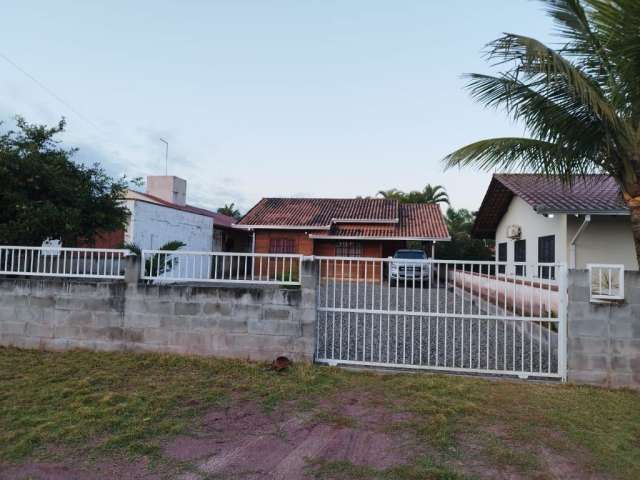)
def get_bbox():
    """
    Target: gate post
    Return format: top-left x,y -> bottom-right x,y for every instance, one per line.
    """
558,264 -> 568,381
124,253 -> 141,287
300,256 -> 318,362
